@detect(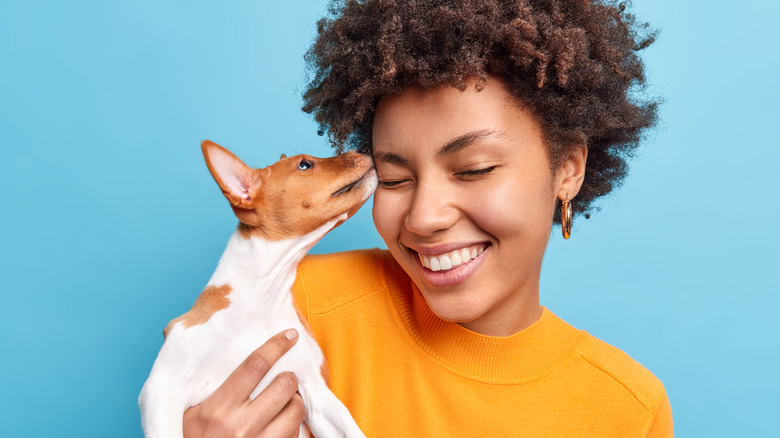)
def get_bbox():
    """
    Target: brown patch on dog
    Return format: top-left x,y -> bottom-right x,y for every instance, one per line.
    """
321,361 -> 330,384
163,284 -> 233,338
